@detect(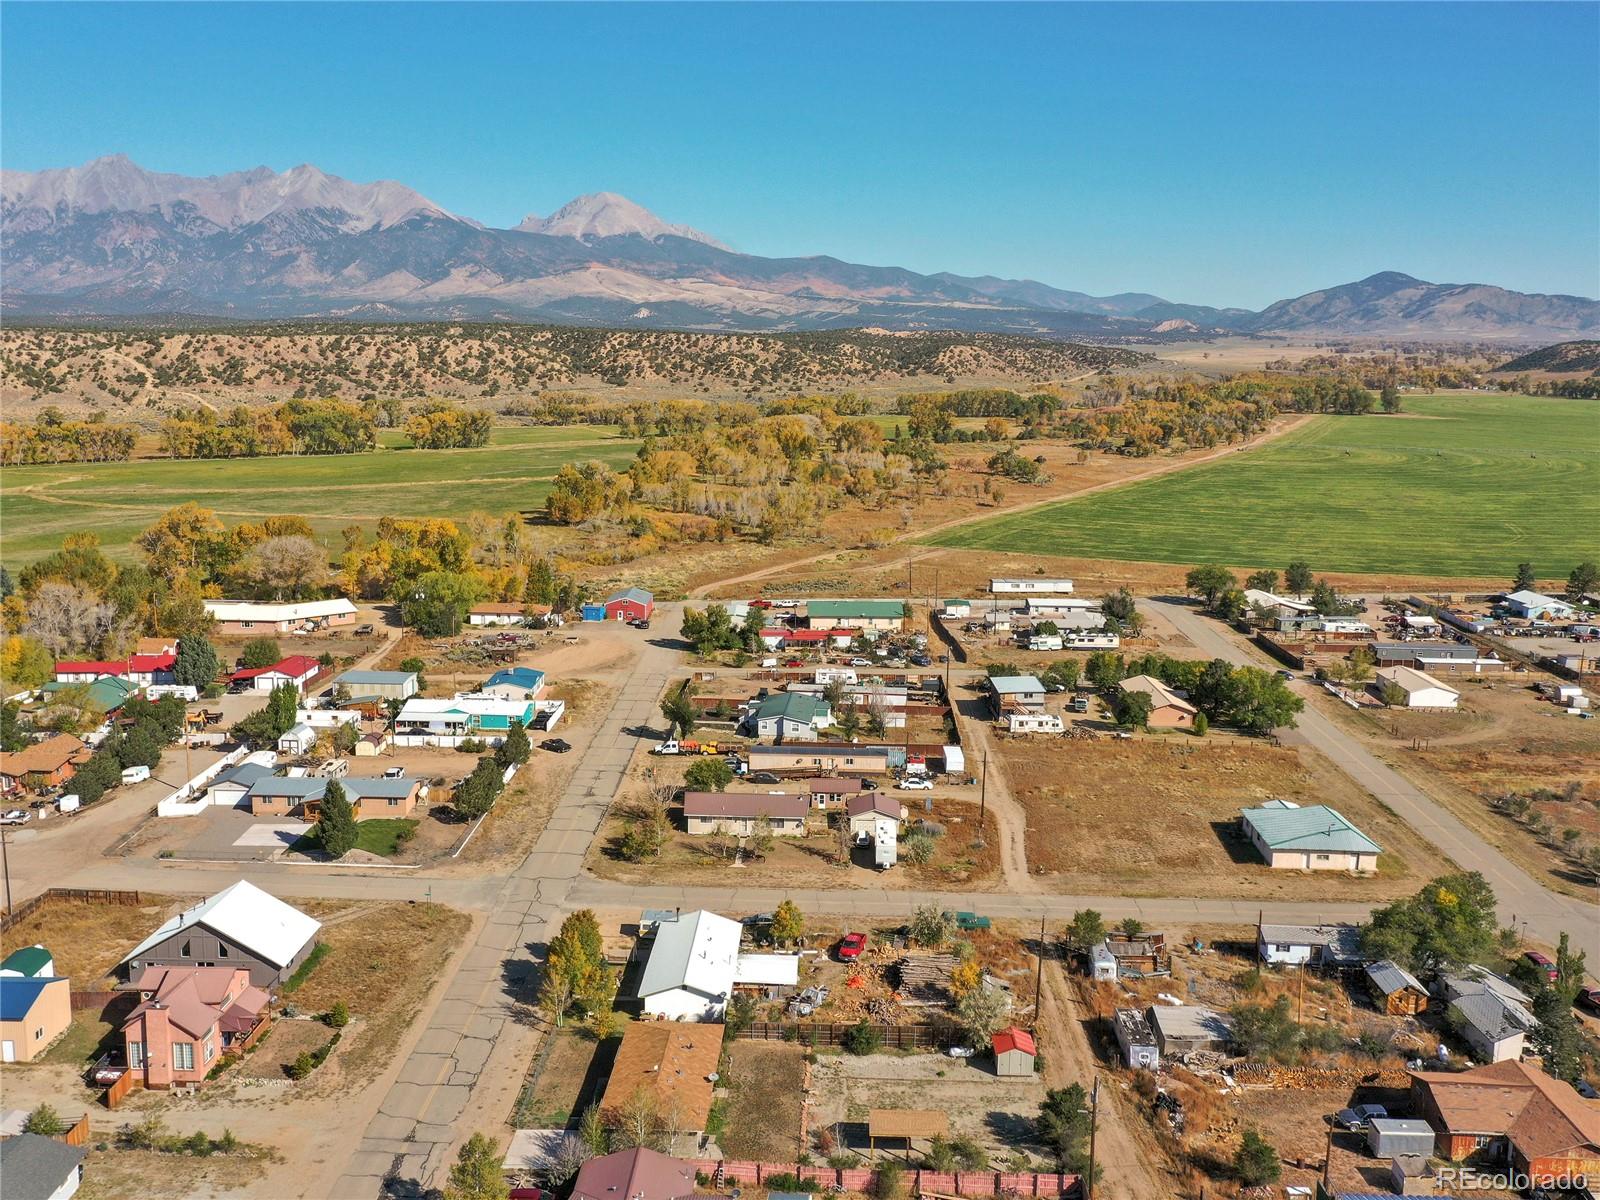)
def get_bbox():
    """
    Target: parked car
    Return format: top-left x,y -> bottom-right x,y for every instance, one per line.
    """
946,1046 -> 975,1058
837,932 -> 867,960
383,766 -> 406,779
784,659 -> 805,668
1523,950 -> 1558,983
1333,1104 -> 1388,1130
897,776 -> 934,791
355,623 -> 375,636
540,738 -> 572,753
749,771 -> 781,784
0,809 -> 32,825
1574,985 -> 1600,1014
910,654 -> 932,667
849,657 -> 871,667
